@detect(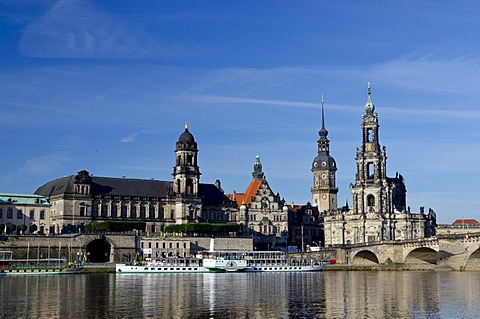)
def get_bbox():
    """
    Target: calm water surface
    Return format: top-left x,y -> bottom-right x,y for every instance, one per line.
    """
1,271 -> 479,318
